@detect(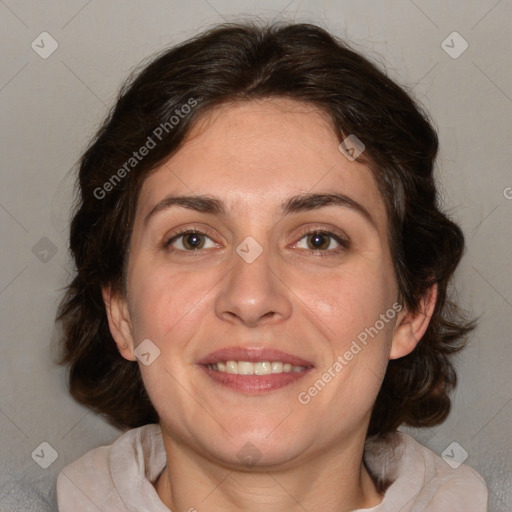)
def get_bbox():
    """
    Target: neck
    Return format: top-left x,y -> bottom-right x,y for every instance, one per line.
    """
154,430 -> 383,512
